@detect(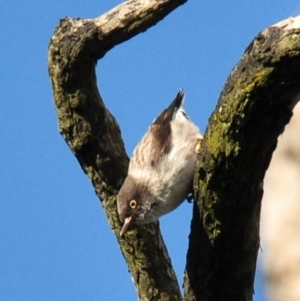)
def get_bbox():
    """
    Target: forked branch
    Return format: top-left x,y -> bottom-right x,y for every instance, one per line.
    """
48,0 -> 300,299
